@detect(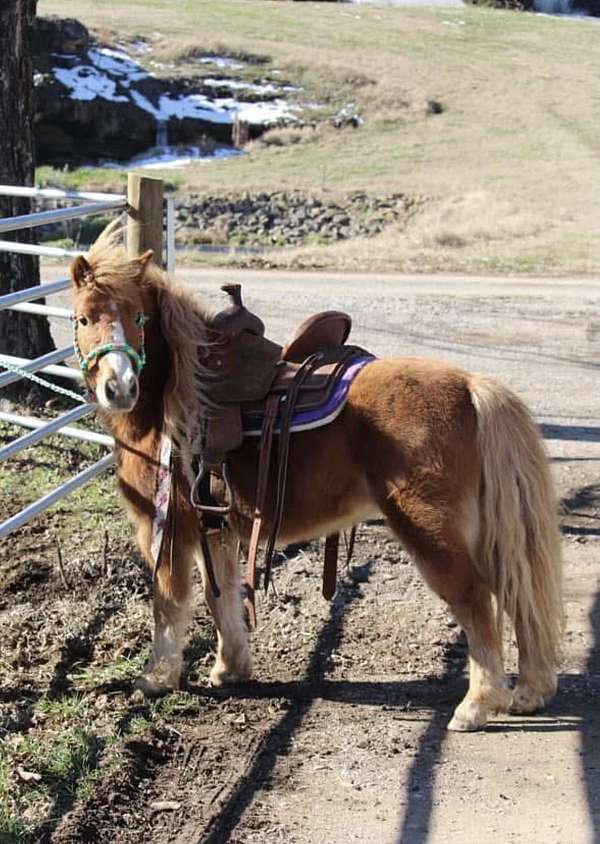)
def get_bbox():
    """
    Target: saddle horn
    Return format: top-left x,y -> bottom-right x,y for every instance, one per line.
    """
209,283 -> 265,337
